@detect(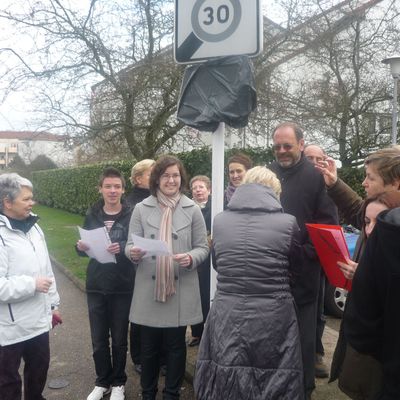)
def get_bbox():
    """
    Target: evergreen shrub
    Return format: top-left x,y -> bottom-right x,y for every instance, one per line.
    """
32,160 -> 134,215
